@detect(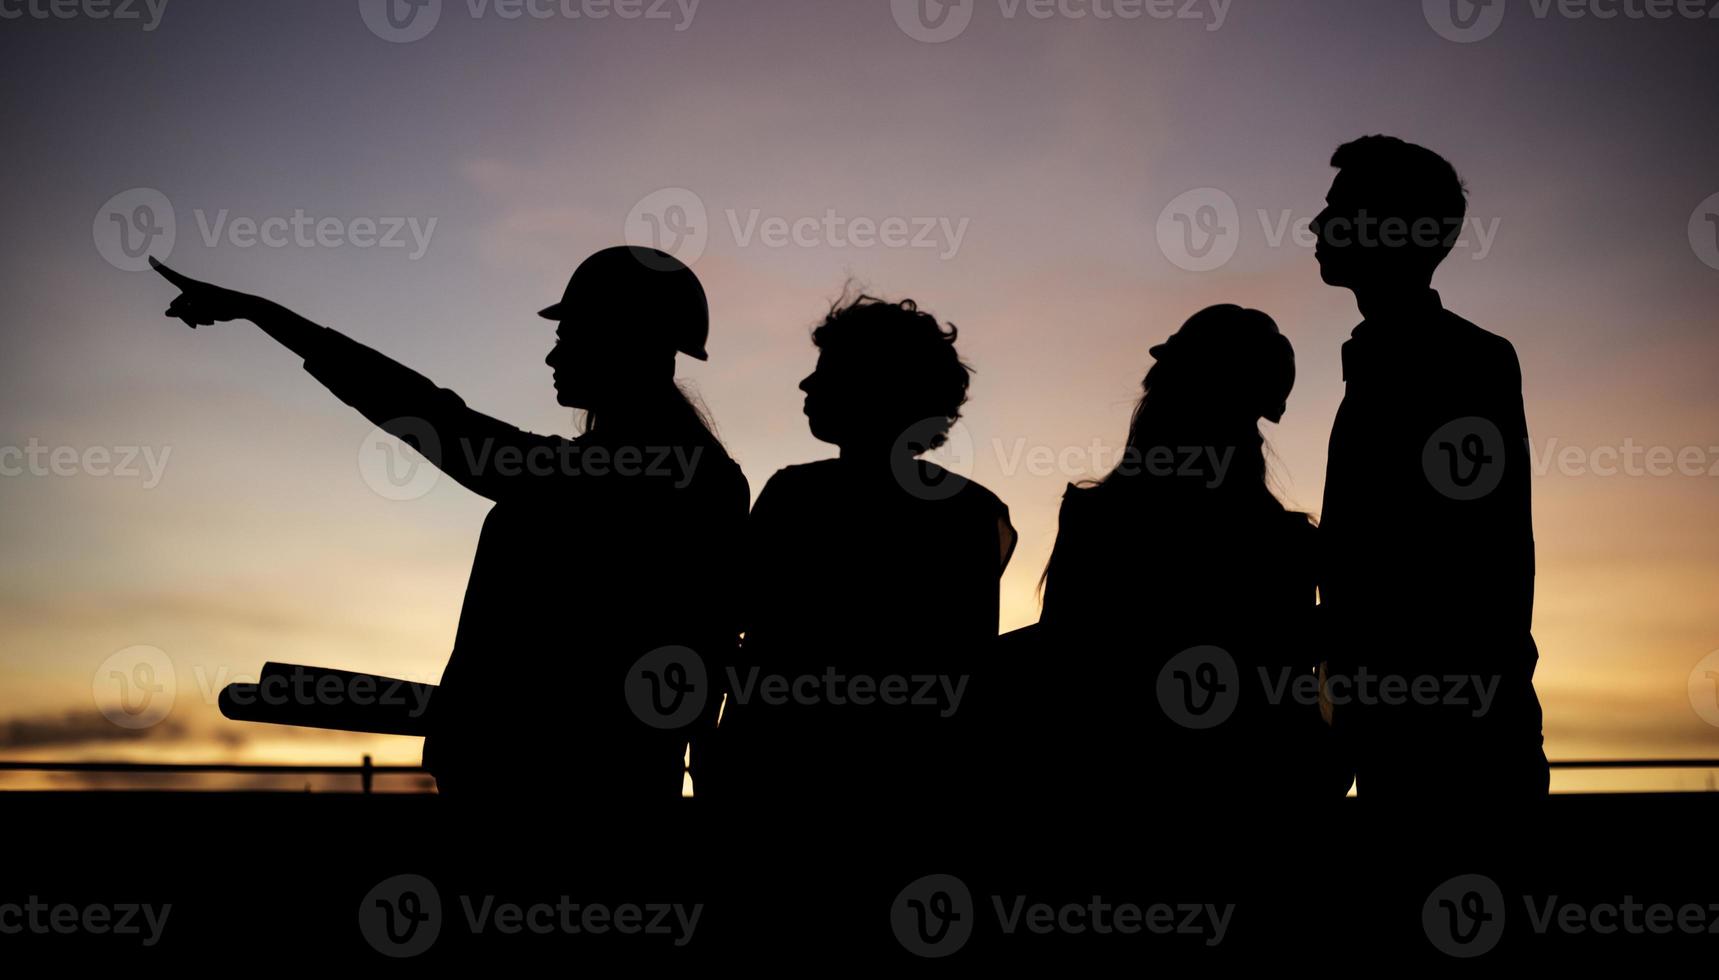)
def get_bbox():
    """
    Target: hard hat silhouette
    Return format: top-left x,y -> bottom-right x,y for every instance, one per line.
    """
538,246 -> 709,361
